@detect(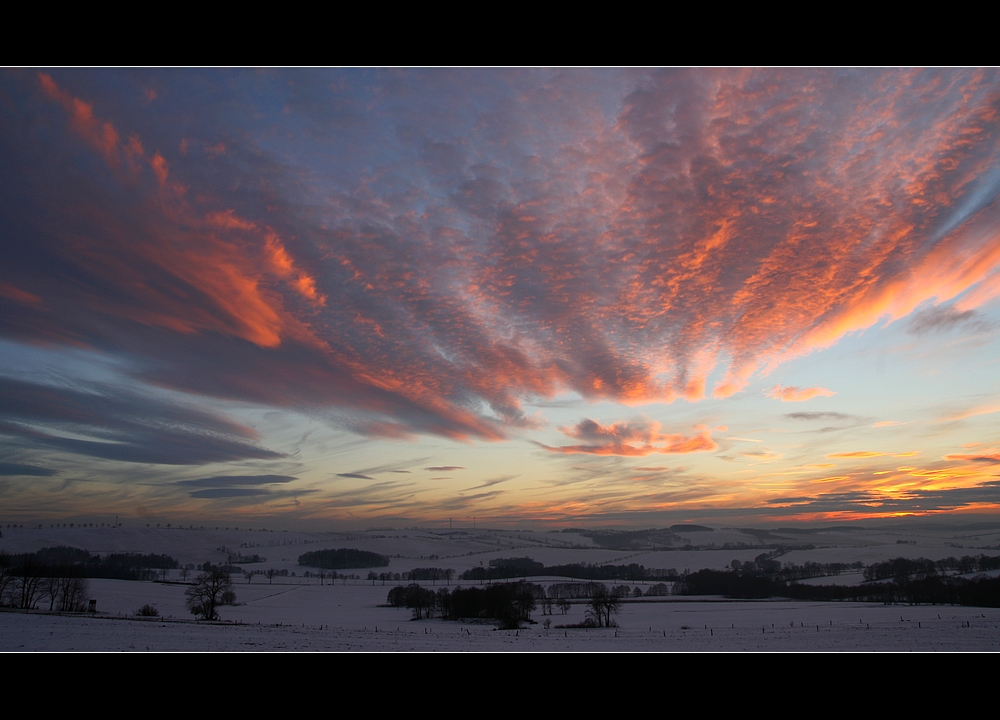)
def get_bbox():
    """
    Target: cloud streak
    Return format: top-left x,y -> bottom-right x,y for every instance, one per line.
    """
0,377 -> 282,465
767,386 -> 836,403
539,418 -> 718,456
